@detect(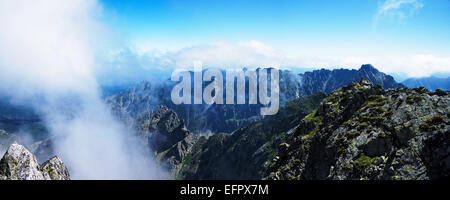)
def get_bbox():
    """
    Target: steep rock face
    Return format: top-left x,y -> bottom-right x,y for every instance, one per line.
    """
157,133 -> 198,178
106,65 -> 402,134
40,156 -> 70,180
135,105 -> 194,152
0,142 -> 44,180
134,105 -> 198,177
0,142 -> 70,180
268,80 -> 449,180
